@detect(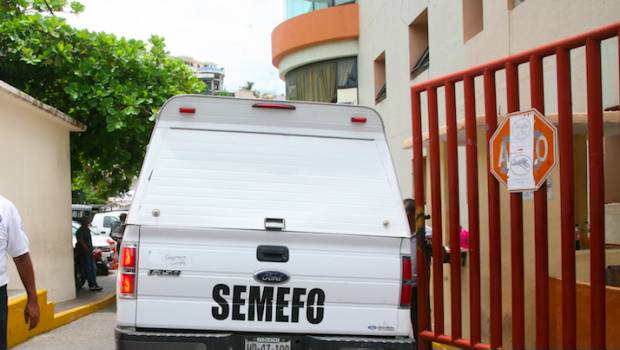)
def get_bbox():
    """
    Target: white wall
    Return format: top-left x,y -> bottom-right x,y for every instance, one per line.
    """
0,91 -> 76,302
357,0 -> 466,198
